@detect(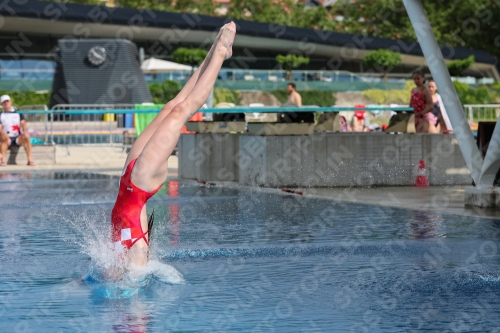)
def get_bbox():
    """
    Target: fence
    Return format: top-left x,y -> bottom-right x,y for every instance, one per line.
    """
10,104 -> 500,153
463,104 -> 500,123
50,104 -> 136,146
19,104 -> 50,144
17,105 -> 416,147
